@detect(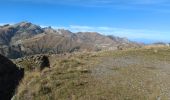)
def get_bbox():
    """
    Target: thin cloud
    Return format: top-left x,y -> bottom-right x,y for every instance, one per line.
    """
5,0 -> 170,5
1,23 -> 169,43
0,23 -> 14,26
4,0 -> 170,13
49,25 -> 170,43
